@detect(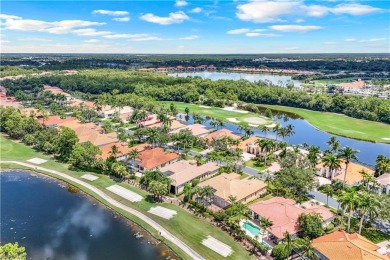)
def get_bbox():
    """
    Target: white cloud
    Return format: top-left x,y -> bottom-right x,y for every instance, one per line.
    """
324,41 -> 337,45
331,3 -> 381,16
112,17 -> 130,22
175,0 -> 188,7
72,28 -> 112,36
189,7 -> 202,13
0,14 -> 105,34
359,38 -> 385,42
252,29 -> 268,32
301,5 -> 329,17
227,28 -> 250,34
179,35 -> 199,40
103,33 -> 149,39
84,39 -> 100,43
295,18 -> 305,23
269,25 -> 323,32
236,0 -> 300,23
344,38 -> 357,42
92,10 -> 129,16
245,32 -> 279,37
128,36 -> 162,41
0,14 -> 22,20
140,11 -> 189,25
18,37 -> 52,42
